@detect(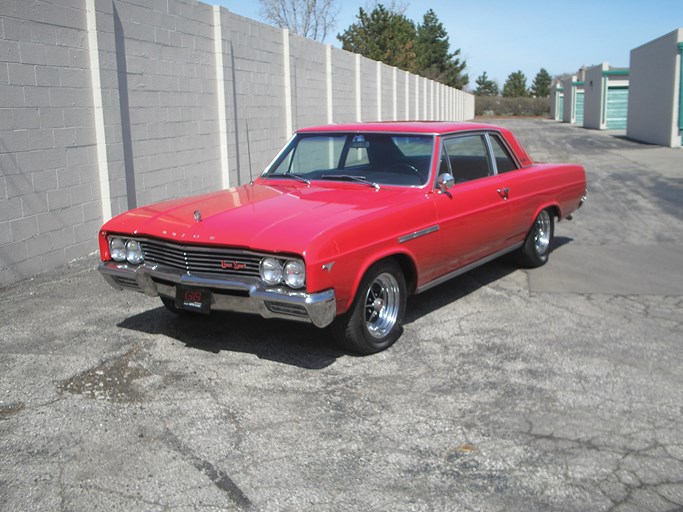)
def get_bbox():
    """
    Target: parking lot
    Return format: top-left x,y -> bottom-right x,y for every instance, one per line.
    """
1,118 -> 682,511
